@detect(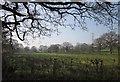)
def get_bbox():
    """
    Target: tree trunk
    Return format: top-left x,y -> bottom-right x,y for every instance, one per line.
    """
99,44 -> 101,55
0,19 -> 2,81
110,46 -> 112,55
